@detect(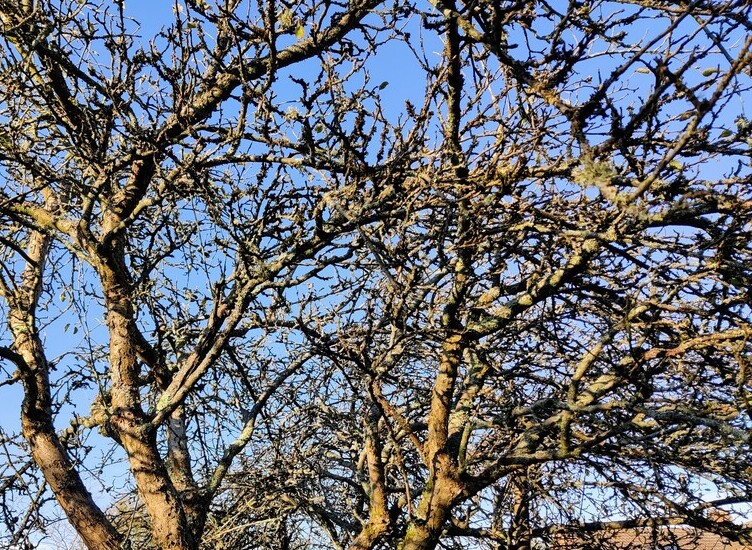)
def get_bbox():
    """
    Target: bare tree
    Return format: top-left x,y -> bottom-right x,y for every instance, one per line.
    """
0,0 -> 410,548
0,1 -> 751,550
267,2 -> 752,549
